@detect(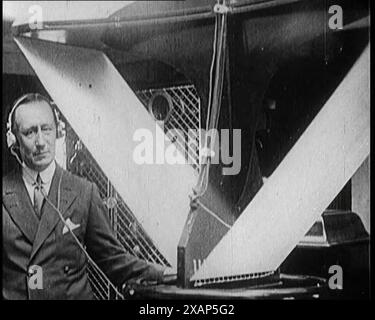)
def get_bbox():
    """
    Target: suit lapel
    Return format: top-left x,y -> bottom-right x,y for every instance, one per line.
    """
3,168 -> 39,244
30,165 -> 78,261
